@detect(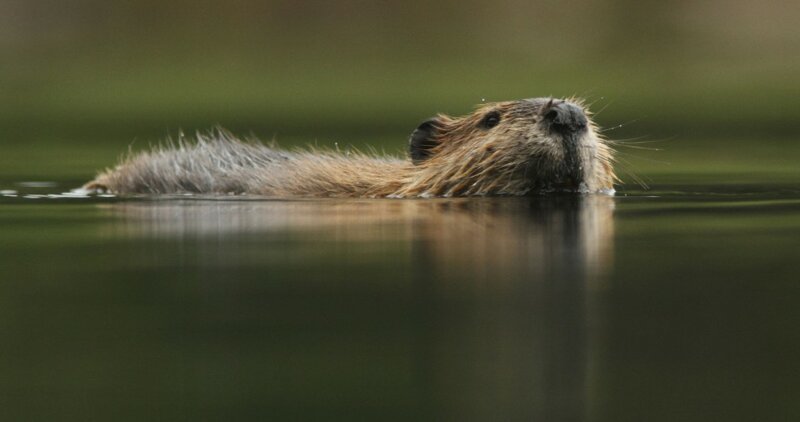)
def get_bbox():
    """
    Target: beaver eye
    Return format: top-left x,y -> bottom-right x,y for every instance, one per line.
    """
480,111 -> 501,129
